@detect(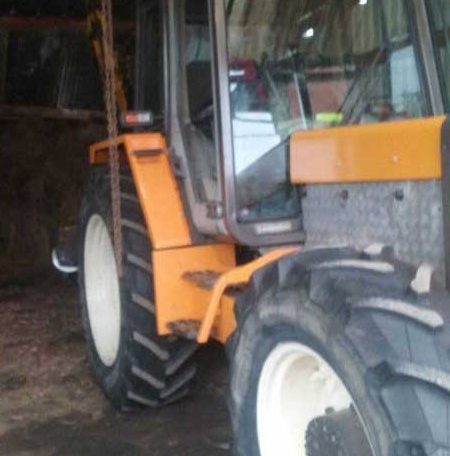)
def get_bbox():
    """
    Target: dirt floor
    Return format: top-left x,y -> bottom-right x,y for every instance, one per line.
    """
0,277 -> 231,455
